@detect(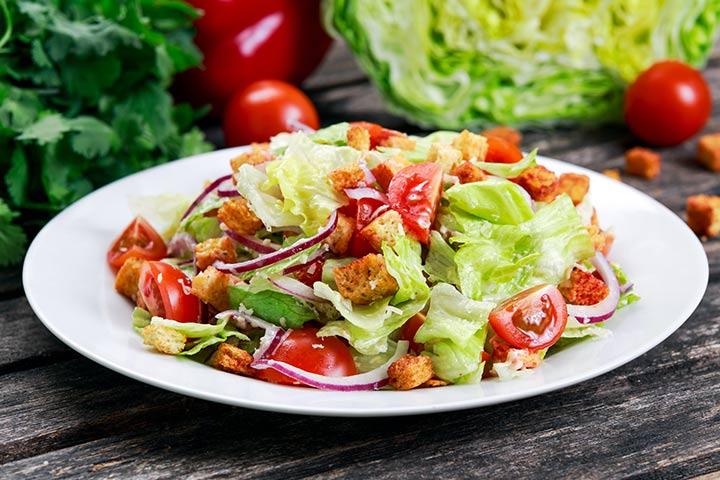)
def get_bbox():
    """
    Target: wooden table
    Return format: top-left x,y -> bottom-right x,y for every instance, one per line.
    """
2,44 -> 719,479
